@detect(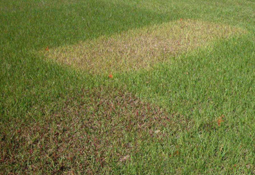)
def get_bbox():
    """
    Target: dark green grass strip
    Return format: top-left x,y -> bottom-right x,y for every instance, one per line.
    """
0,0 -> 174,51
